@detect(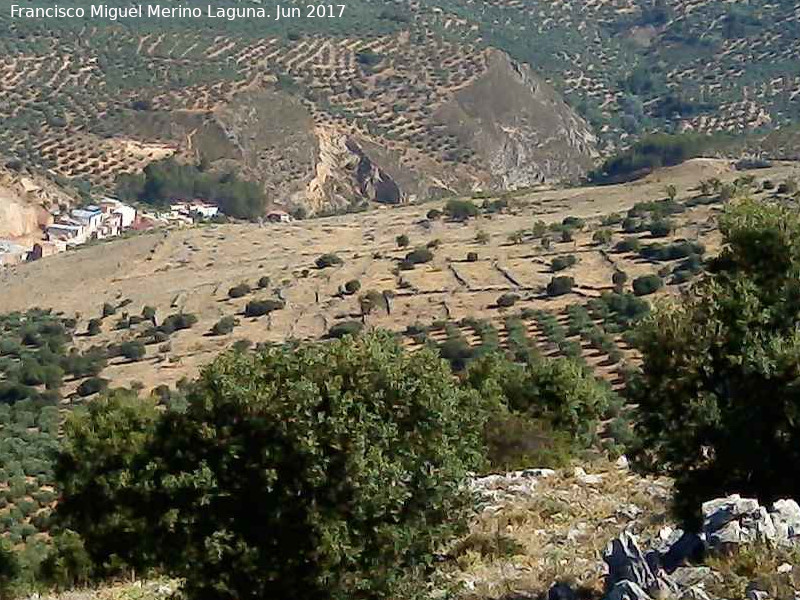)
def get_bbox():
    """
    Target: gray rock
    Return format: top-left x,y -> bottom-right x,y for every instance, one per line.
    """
770,499 -> 800,544
681,586 -> 714,600
671,566 -> 721,588
604,581 -> 652,600
604,531 -> 676,595
702,495 -> 777,549
746,585 -> 769,600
